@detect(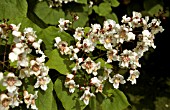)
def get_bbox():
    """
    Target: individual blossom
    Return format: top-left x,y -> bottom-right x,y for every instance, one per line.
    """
11,23 -> 22,38
103,67 -> 112,80
72,58 -> 83,72
92,62 -> 101,76
34,76 -> 51,91
119,49 -> 132,68
129,11 -> 143,28
8,45 -> 24,62
54,37 -> 71,55
106,49 -> 119,63
64,79 -> 79,93
32,39 -> 43,53
29,59 -> 42,76
2,72 -> 22,93
109,74 -> 126,89
58,18 -> 71,31
7,88 -> 23,108
81,57 -> 96,74
103,19 -> 116,31
133,41 -> 149,58
24,27 -> 37,43
121,15 -> 131,23
82,38 -> 95,53
99,33 -> 115,49
24,91 -> 38,110
90,76 -> 103,93
64,74 -> 79,93
129,52 -> 141,69
80,87 -> 95,105
148,18 -> 164,34
73,27 -> 84,41
127,69 -> 140,85
19,68 -> 30,79
0,94 -> 12,110
91,24 -> 101,33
